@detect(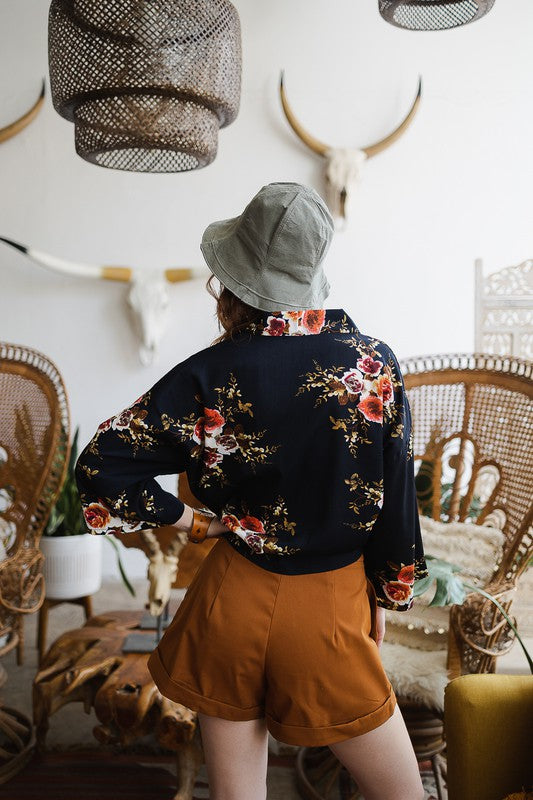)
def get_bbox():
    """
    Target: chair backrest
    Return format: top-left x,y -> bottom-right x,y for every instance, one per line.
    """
0,343 -> 69,656
402,353 -> 533,588
474,258 -> 533,359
